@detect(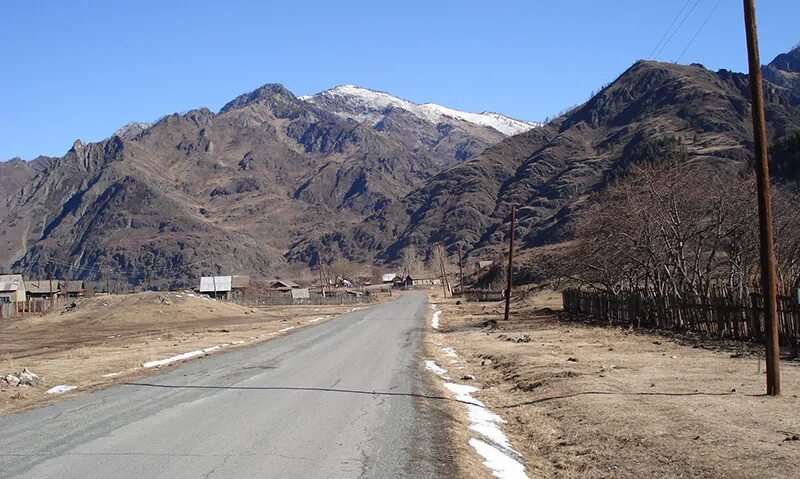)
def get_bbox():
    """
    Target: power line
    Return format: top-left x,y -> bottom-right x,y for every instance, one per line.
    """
653,0 -> 704,60
648,0 -> 693,59
676,0 -> 724,63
